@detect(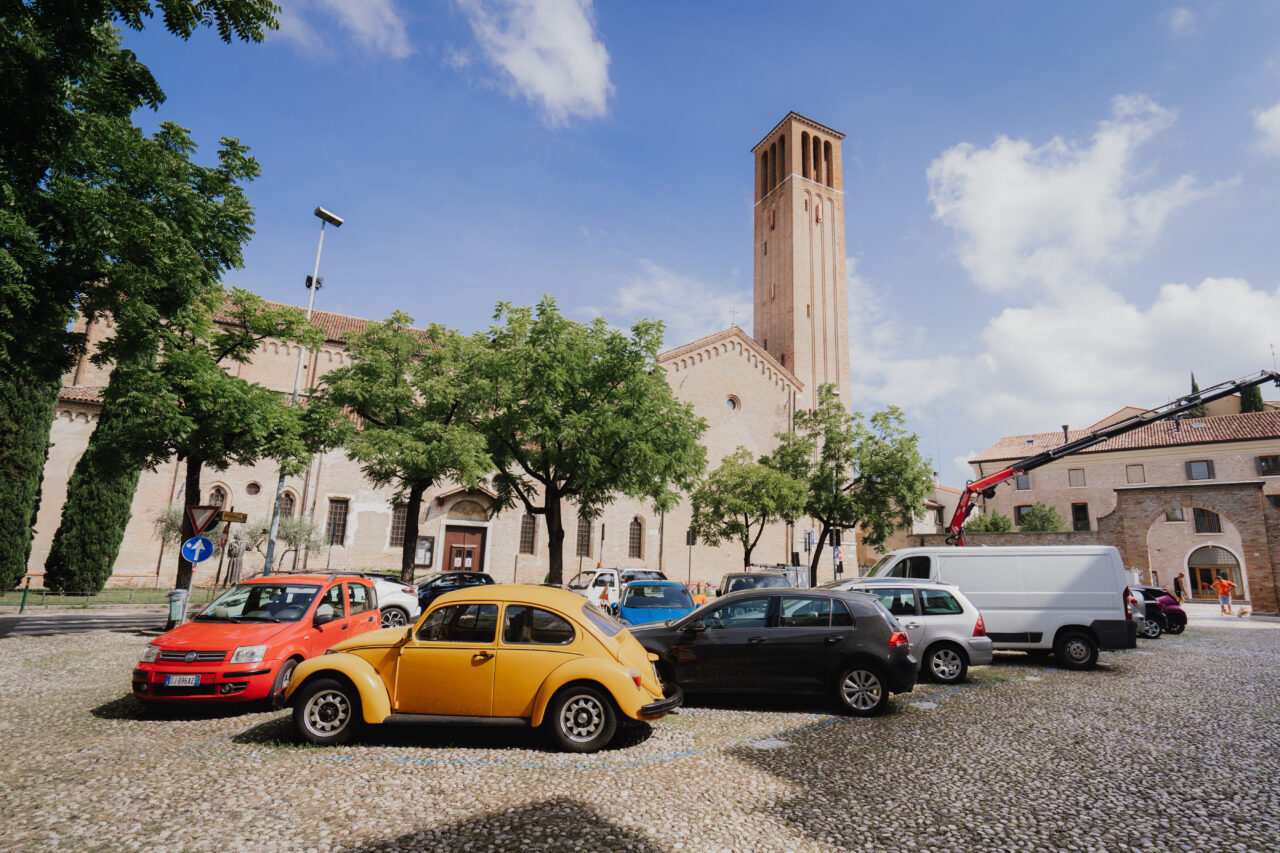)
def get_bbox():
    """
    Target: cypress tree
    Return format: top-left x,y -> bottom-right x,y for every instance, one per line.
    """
43,356 -> 152,592
1184,372 -> 1209,418
0,376 -> 59,589
1240,384 -> 1266,413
